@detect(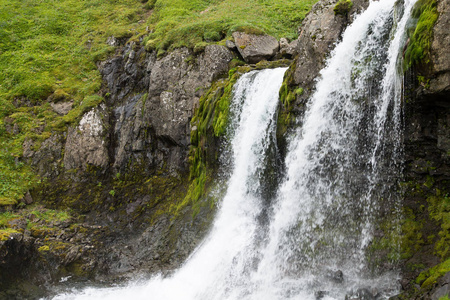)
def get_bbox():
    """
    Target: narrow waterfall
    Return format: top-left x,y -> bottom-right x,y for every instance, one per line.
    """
50,0 -> 417,298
